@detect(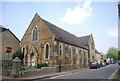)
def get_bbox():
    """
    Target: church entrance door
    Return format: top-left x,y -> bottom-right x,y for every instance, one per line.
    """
30,52 -> 35,66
